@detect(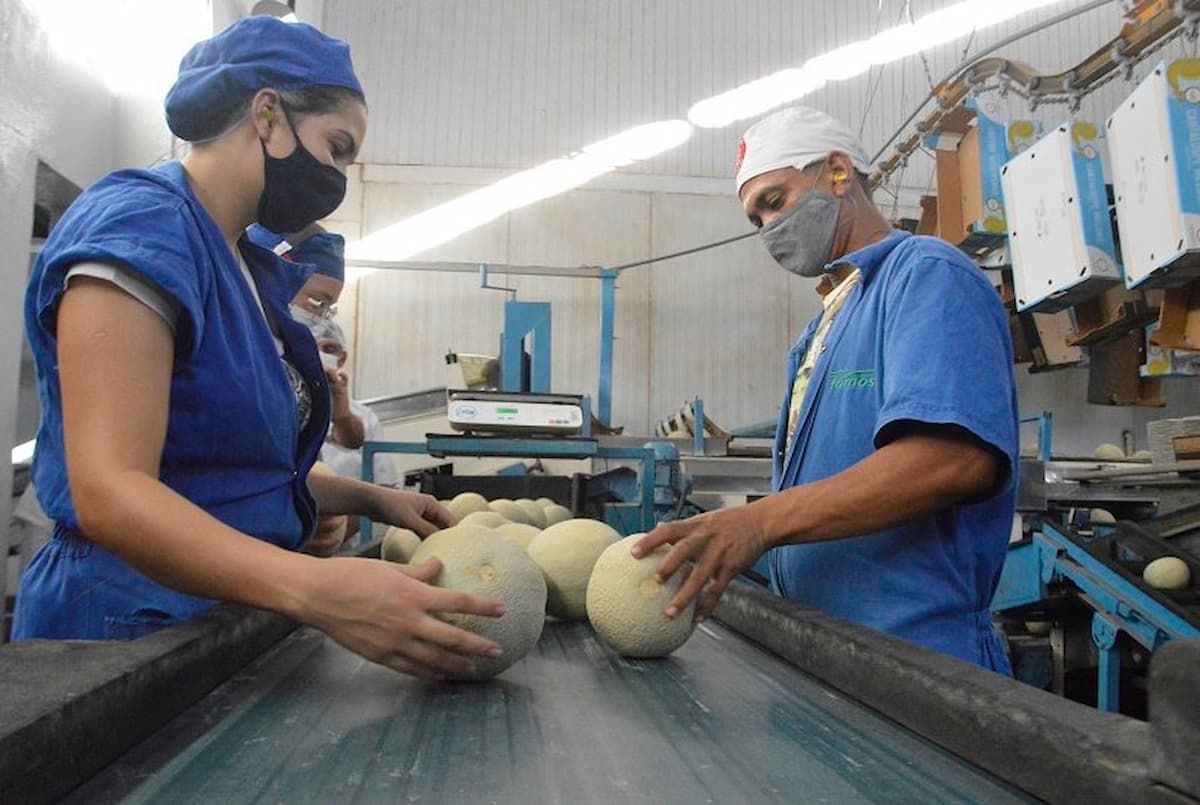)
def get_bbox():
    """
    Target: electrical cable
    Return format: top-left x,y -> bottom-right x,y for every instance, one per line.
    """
869,0 -> 1118,166
607,229 -> 759,271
